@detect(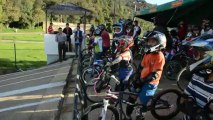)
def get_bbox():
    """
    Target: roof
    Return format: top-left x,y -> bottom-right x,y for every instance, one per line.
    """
46,3 -> 92,15
135,0 -> 213,27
